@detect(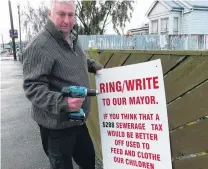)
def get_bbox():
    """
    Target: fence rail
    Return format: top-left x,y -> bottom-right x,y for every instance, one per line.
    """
79,34 -> 208,50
